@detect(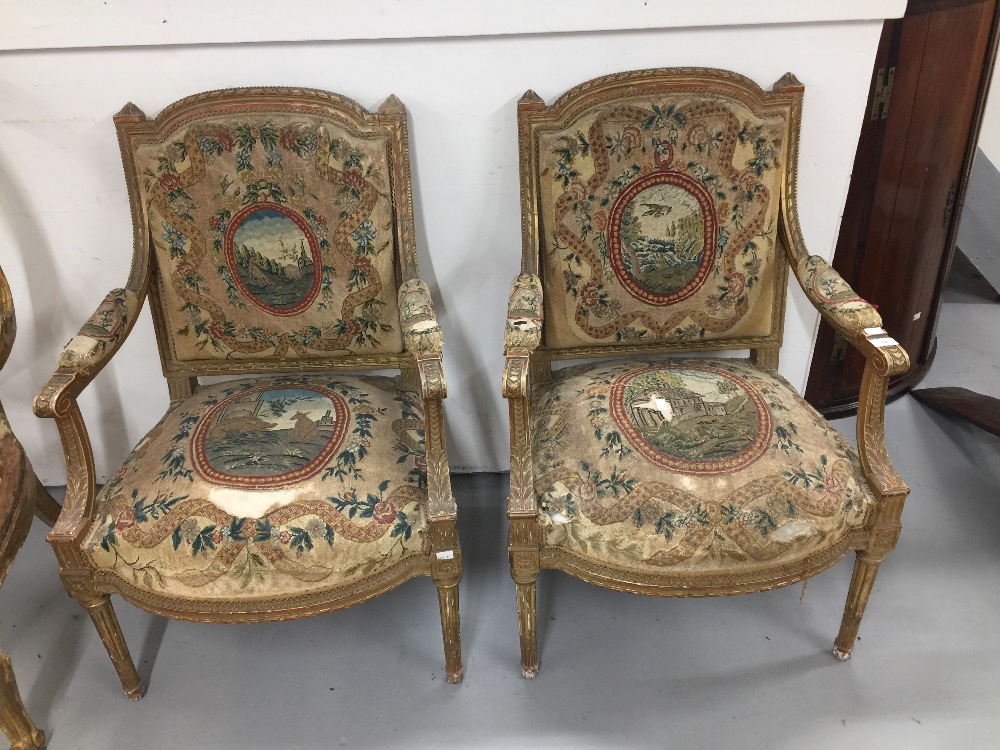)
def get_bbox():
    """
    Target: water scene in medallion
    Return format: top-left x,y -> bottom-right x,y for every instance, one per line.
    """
618,183 -> 706,295
231,208 -> 316,310
620,368 -> 759,463
202,388 -> 341,479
